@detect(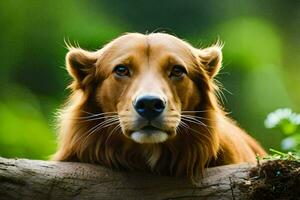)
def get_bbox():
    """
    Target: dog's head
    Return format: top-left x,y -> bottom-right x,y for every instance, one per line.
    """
56,33 -> 223,181
66,33 -> 222,144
